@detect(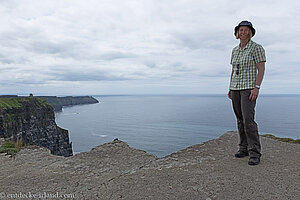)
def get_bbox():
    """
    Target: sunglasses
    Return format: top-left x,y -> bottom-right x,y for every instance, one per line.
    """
236,64 -> 240,75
